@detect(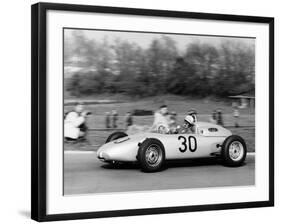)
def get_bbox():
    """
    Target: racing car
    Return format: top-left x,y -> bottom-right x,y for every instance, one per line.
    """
97,116 -> 247,172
